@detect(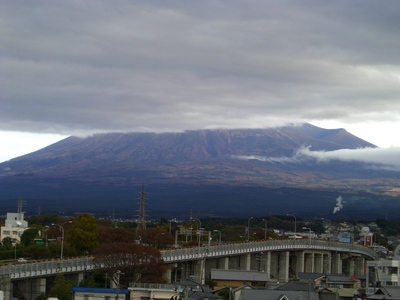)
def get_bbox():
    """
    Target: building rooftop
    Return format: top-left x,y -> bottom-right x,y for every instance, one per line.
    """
211,268 -> 269,282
